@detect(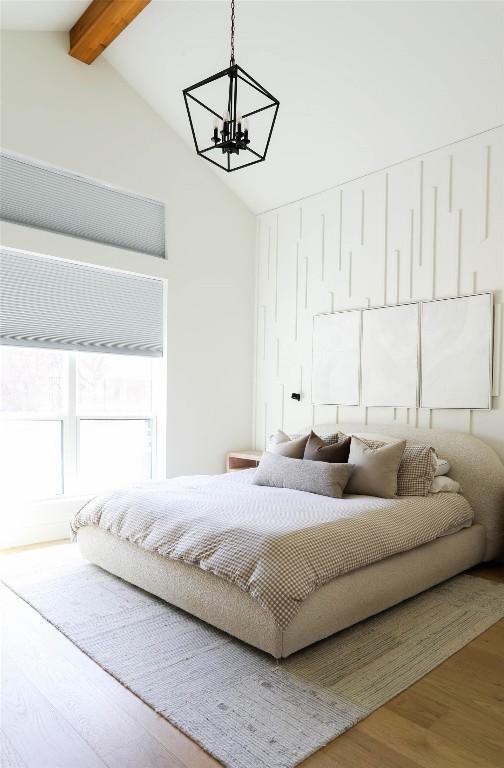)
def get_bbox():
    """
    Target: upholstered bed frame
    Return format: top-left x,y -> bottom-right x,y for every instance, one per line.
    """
77,424 -> 504,658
